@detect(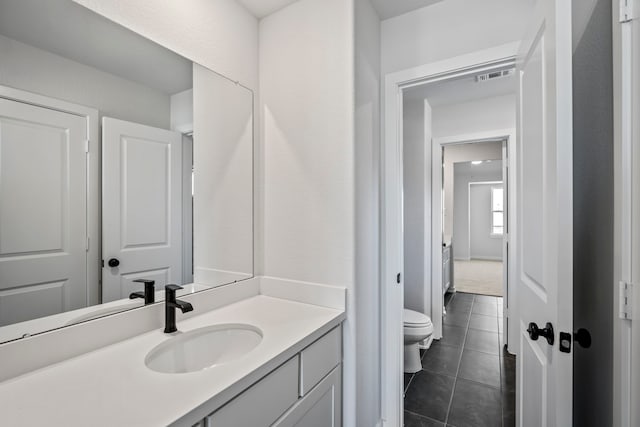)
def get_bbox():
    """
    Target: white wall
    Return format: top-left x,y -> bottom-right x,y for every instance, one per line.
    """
469,183 -> 503,260
259,0 -> 356,424
432,94 -> 516,139
381,0 -> 533,75
403,98 -> 431,315
354,0 -> 381,425
453,164 -> 503,260
72,0 -> 258,90
0,34 -> 170,128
